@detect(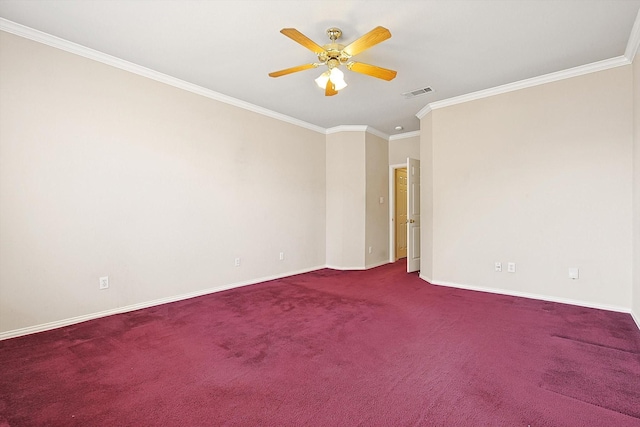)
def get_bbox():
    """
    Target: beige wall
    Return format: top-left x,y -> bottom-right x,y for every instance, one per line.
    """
0,32 -> 327,334
326,130 -> 392,269
419,114 -> 434,281
365,132 -> 390,267
634,52 -> 640,322
325,131 -> 366,269
389,134 -> 420,165
423,66 -> 633,309
4,26 -> 637,336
